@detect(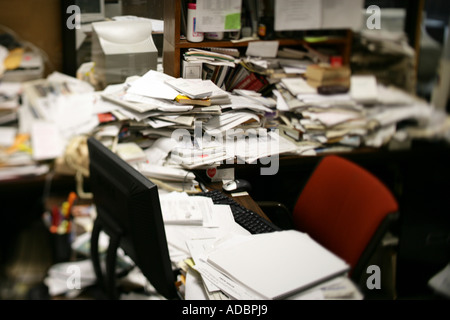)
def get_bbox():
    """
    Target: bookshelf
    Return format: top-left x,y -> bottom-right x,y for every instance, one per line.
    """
162,0 -> 353,78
